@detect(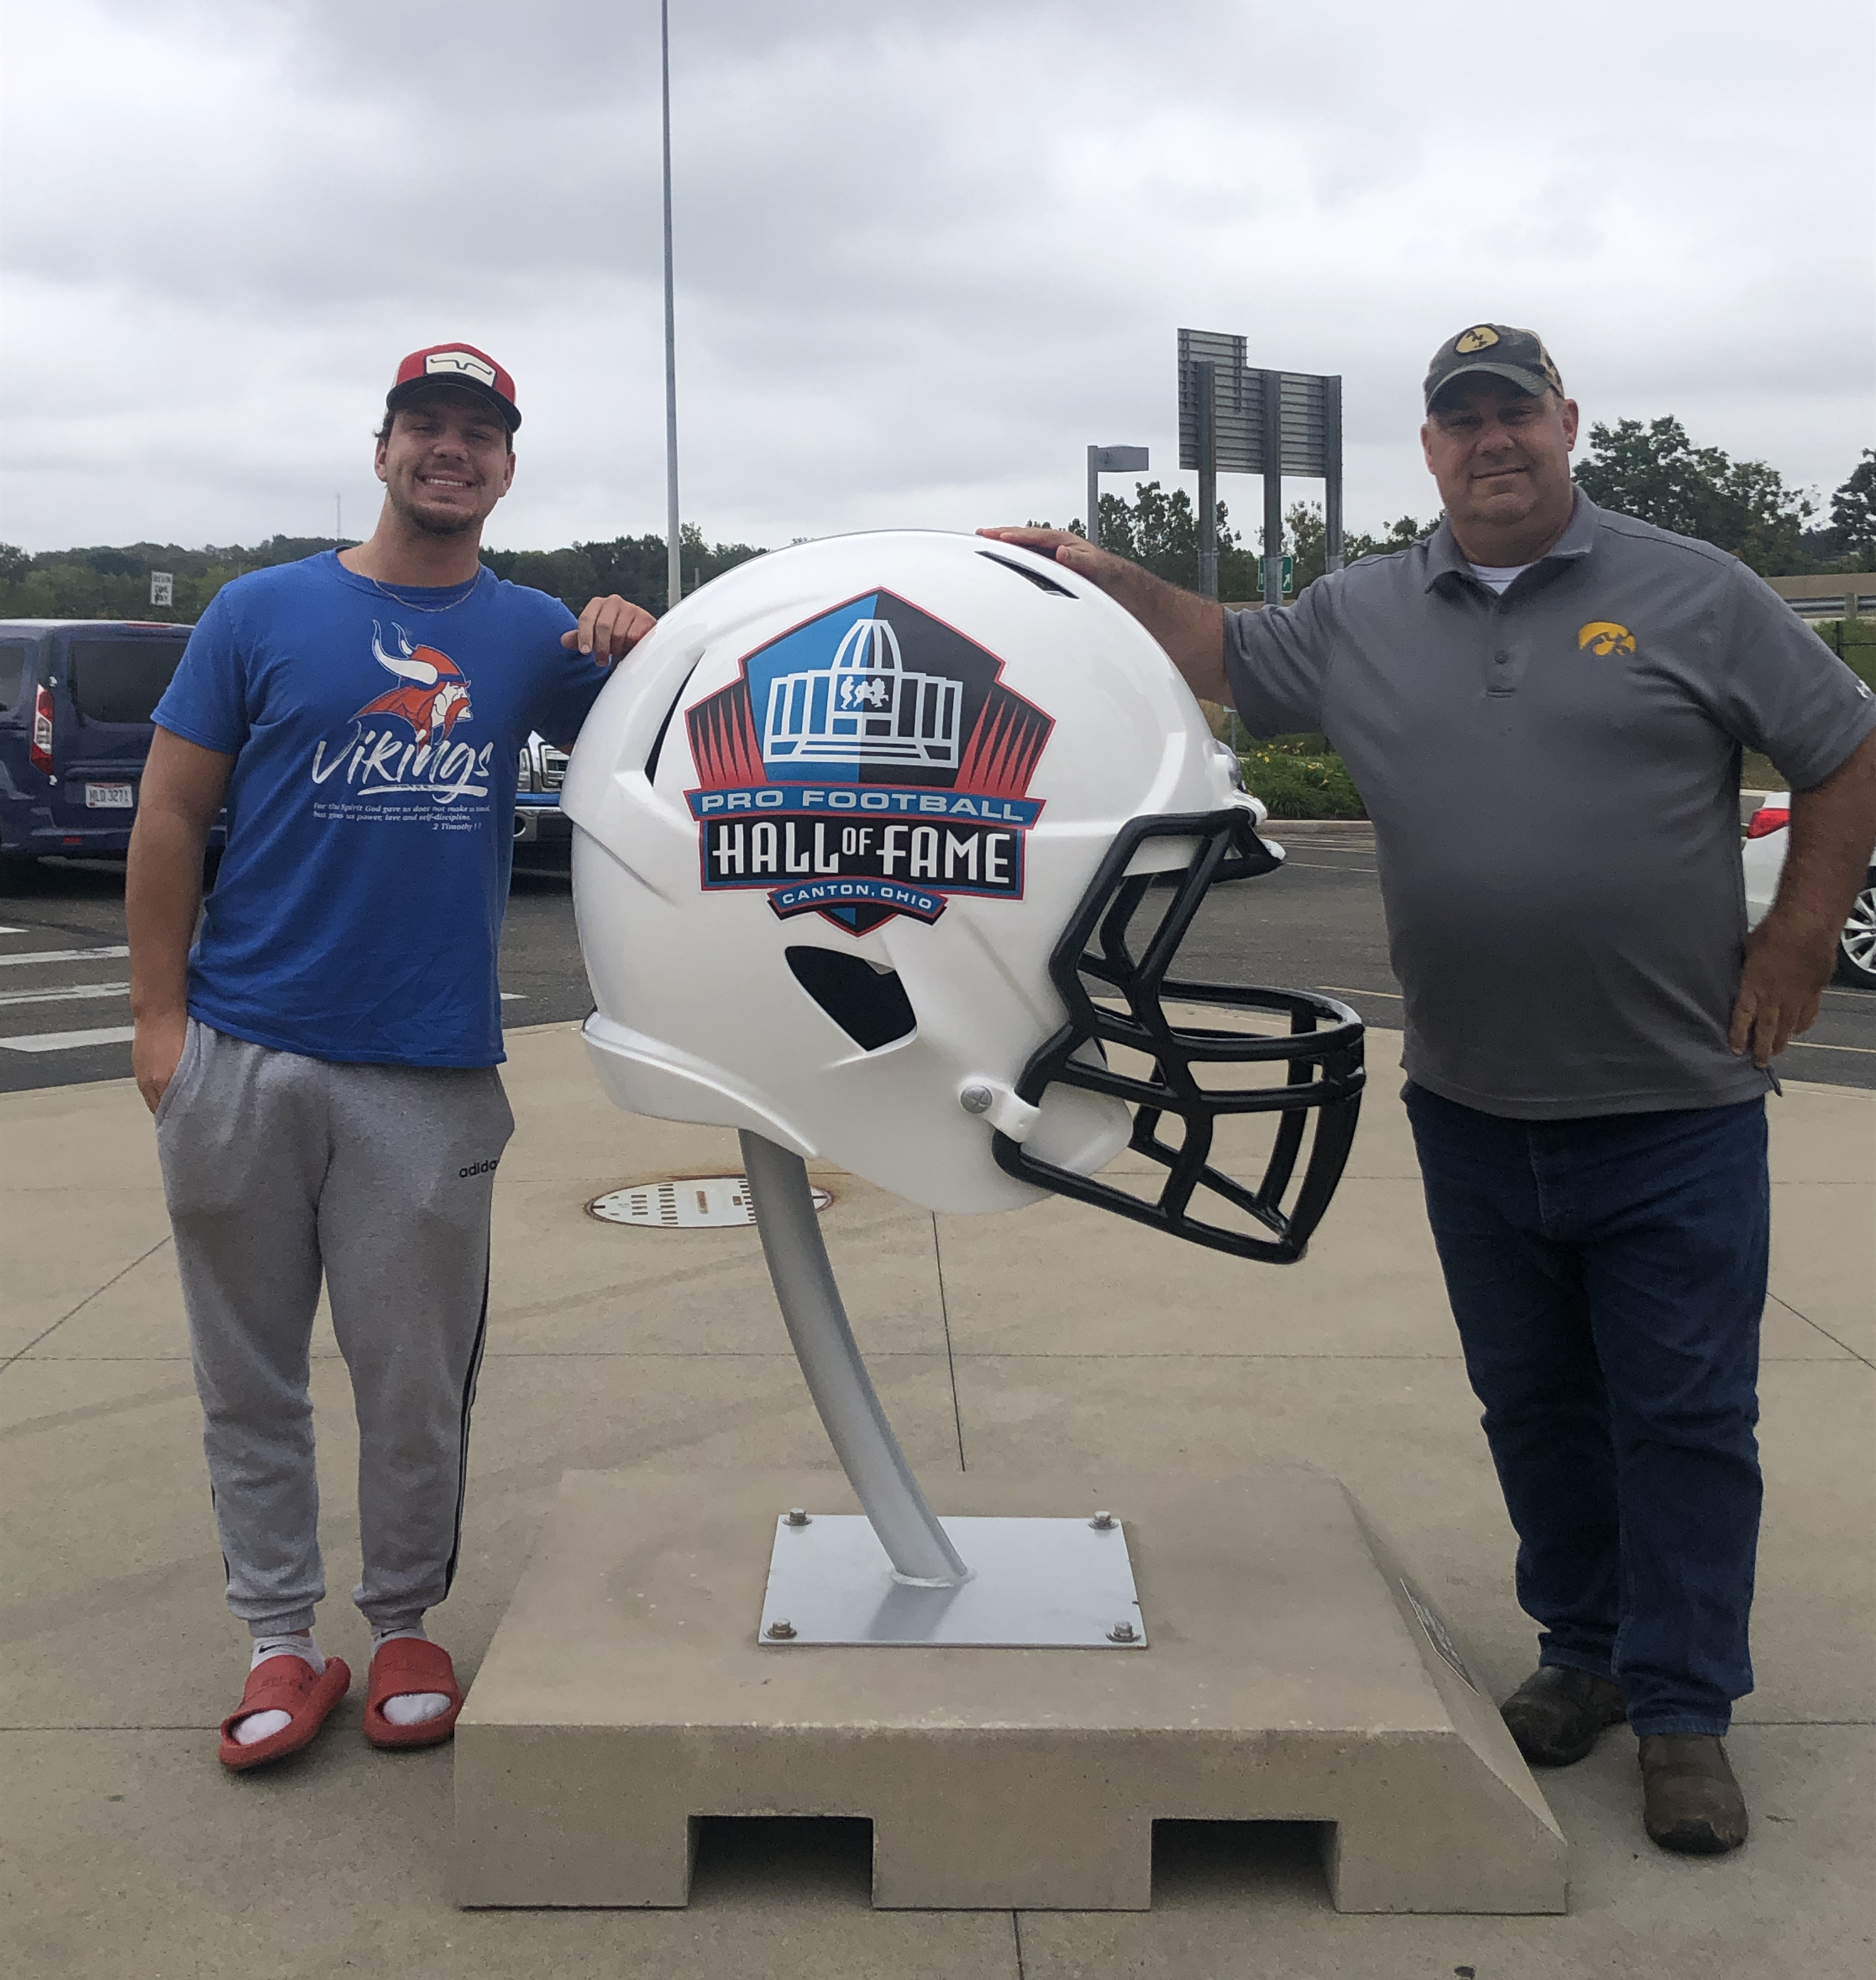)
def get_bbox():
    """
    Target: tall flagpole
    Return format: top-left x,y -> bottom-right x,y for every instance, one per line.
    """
661,0 -> 682,611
